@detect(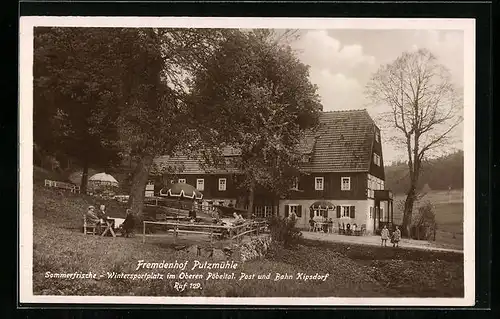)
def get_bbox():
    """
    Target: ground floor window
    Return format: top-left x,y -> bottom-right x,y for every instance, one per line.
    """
285,204 -> 302,218
313,209 -> 329,218
255,206 -> 274,218
336,205 -> 356,218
